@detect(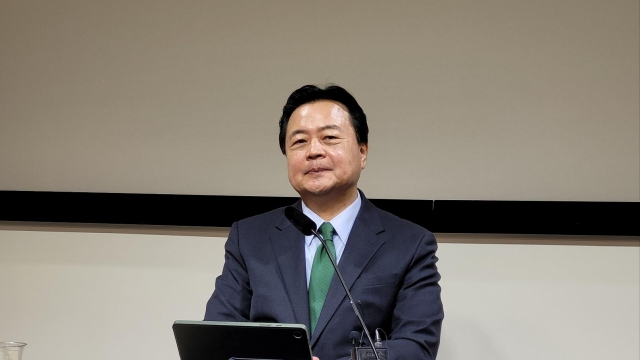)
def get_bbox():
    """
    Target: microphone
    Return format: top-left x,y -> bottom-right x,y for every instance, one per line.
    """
284,206 -> 382,360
